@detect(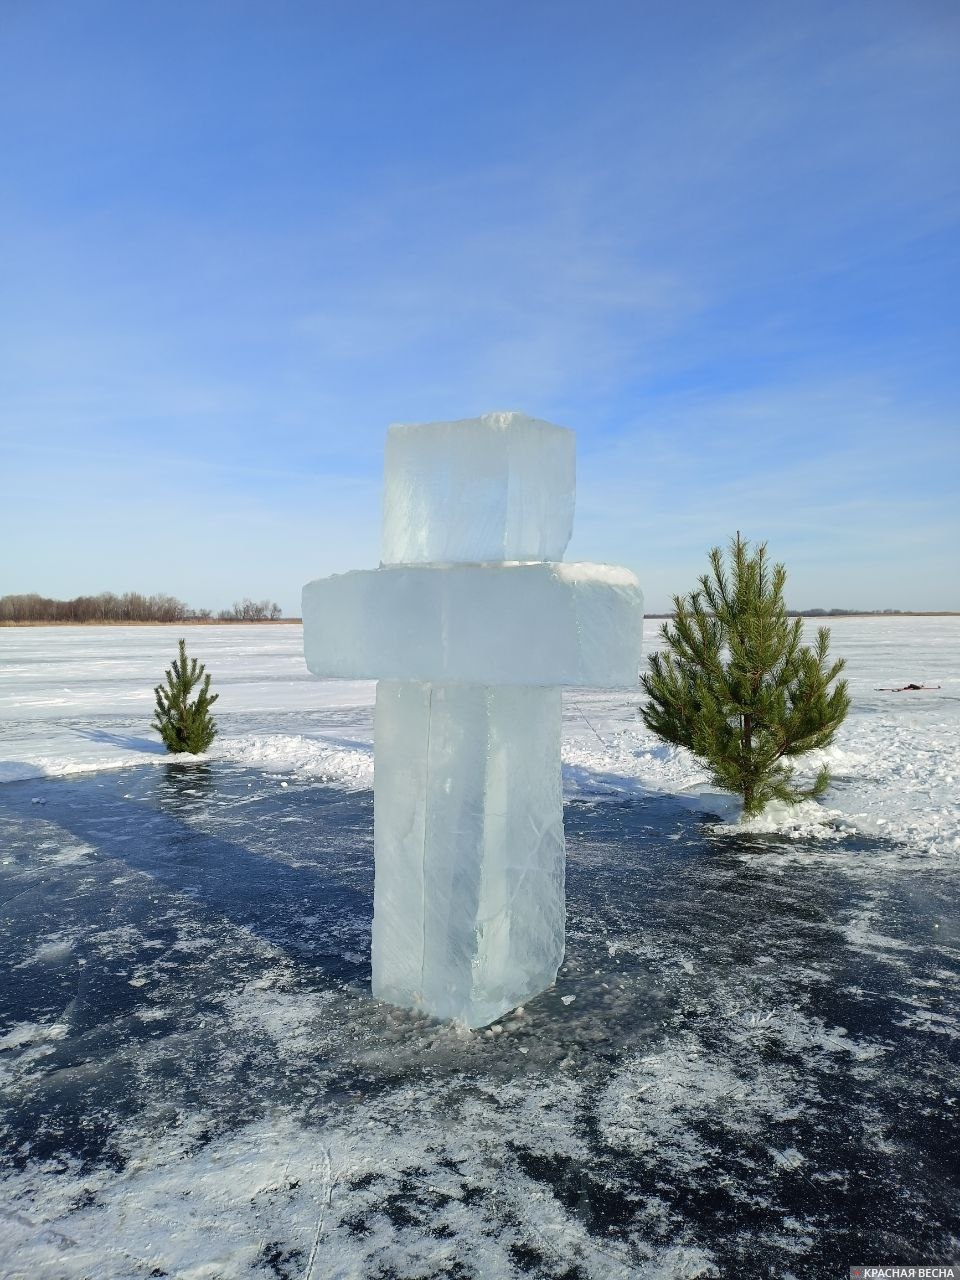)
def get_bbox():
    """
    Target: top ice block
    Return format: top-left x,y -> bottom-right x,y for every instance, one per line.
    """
381,410 -> 575,565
